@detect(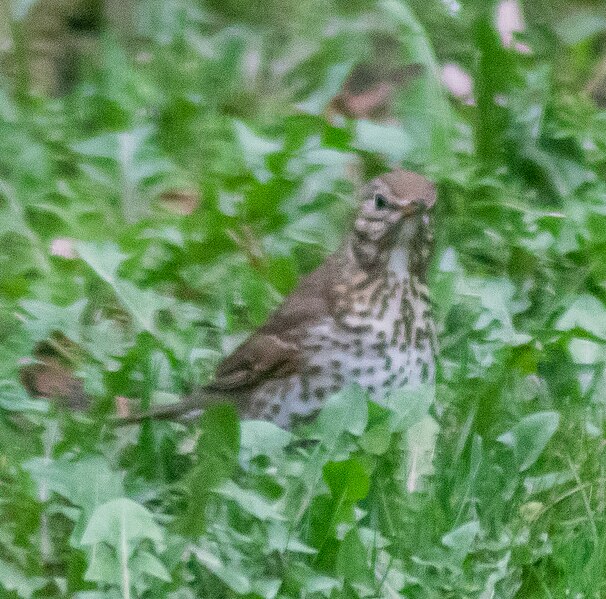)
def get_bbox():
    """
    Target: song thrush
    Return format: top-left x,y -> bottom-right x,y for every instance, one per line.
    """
133,169 -> 437,429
